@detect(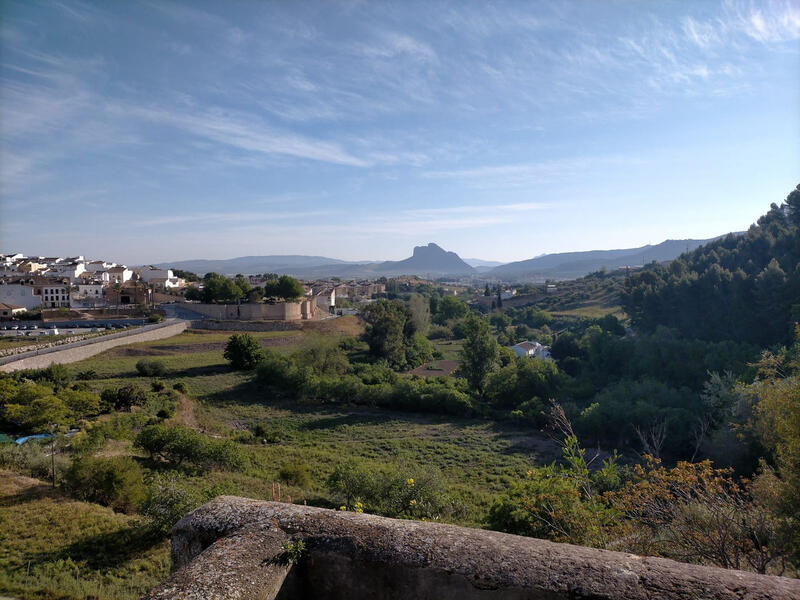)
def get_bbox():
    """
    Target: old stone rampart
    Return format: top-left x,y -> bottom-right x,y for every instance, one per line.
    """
142,496 -> 800,600
187,301 -> 315,321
